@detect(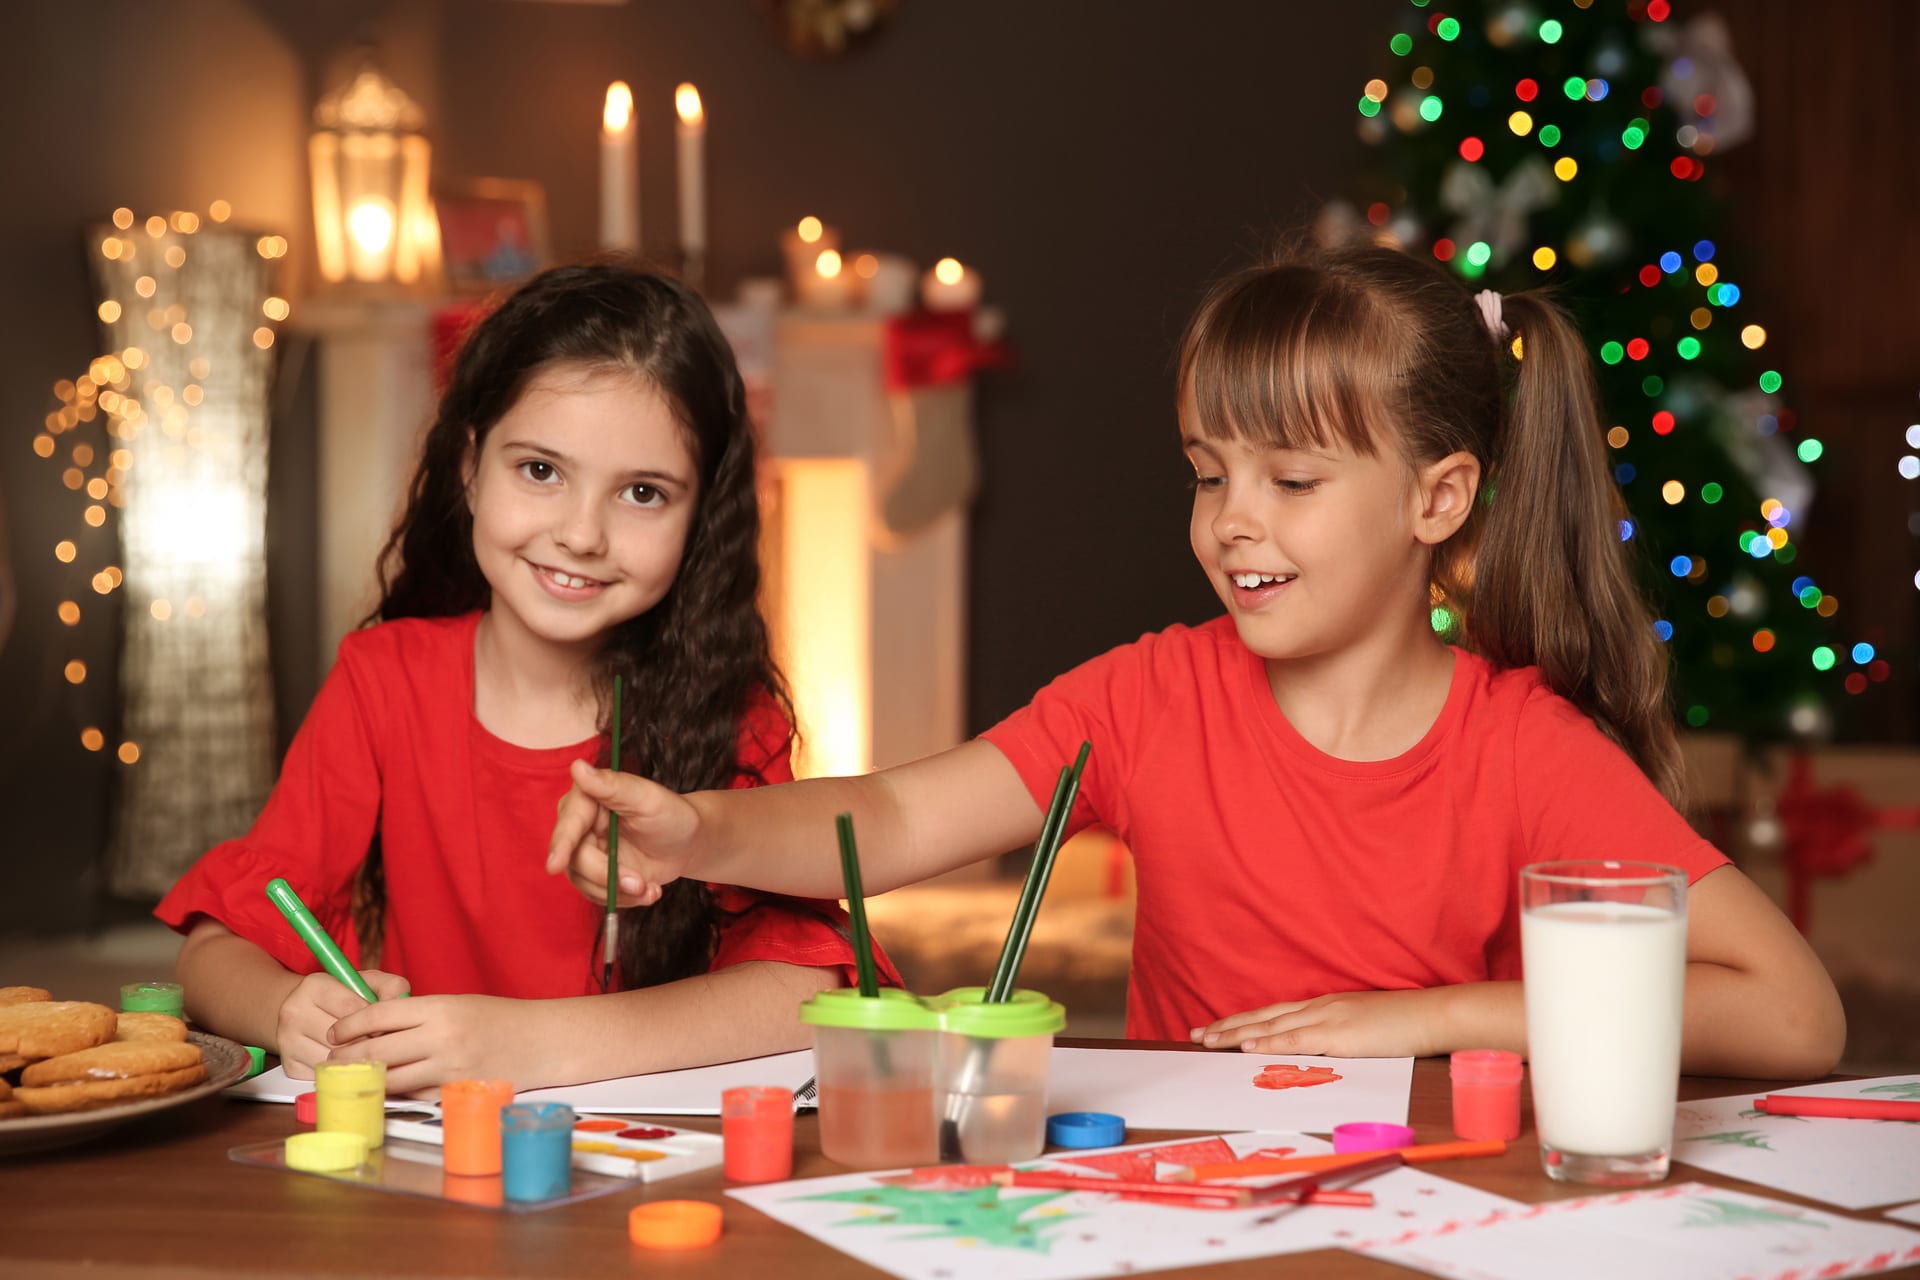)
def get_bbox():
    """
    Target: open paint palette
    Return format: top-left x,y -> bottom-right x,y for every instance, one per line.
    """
384,1110 -> 723,1180
230,1109 -> 723,1213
